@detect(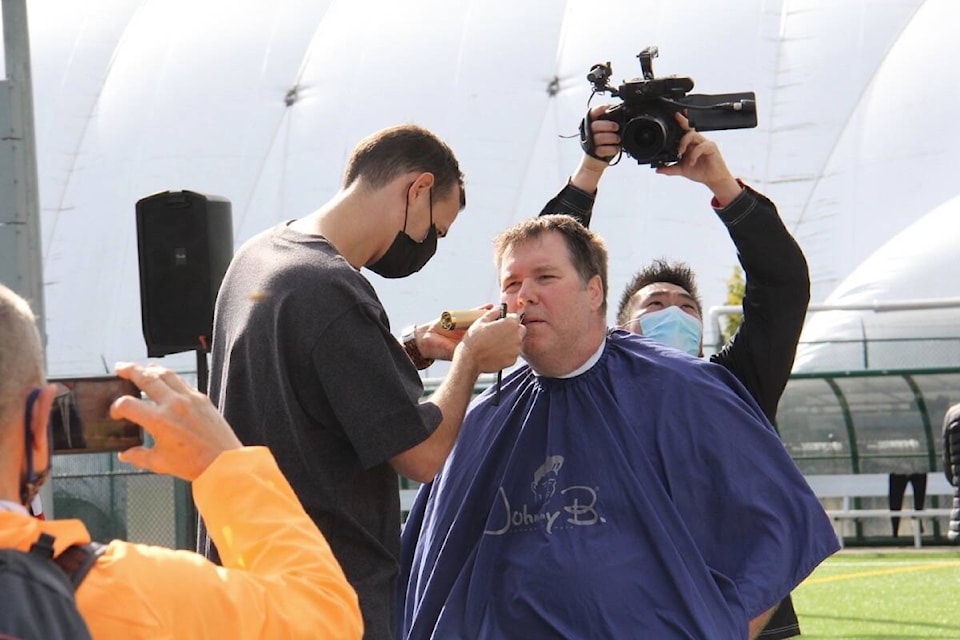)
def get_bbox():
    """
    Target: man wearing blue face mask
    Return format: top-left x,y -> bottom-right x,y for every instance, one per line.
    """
209,124 -> 524,639
628,286 -> 704,356
538,107 -> 810,639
